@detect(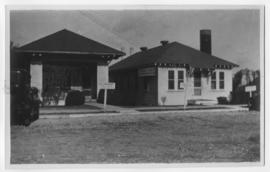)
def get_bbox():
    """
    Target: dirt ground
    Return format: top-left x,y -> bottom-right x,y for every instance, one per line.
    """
10,111 -> 260,164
